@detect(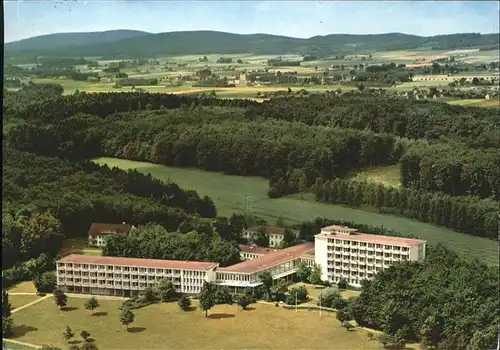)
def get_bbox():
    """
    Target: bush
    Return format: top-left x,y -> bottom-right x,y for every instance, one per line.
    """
33,271 -> 57,293
317,287 -> 341,308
